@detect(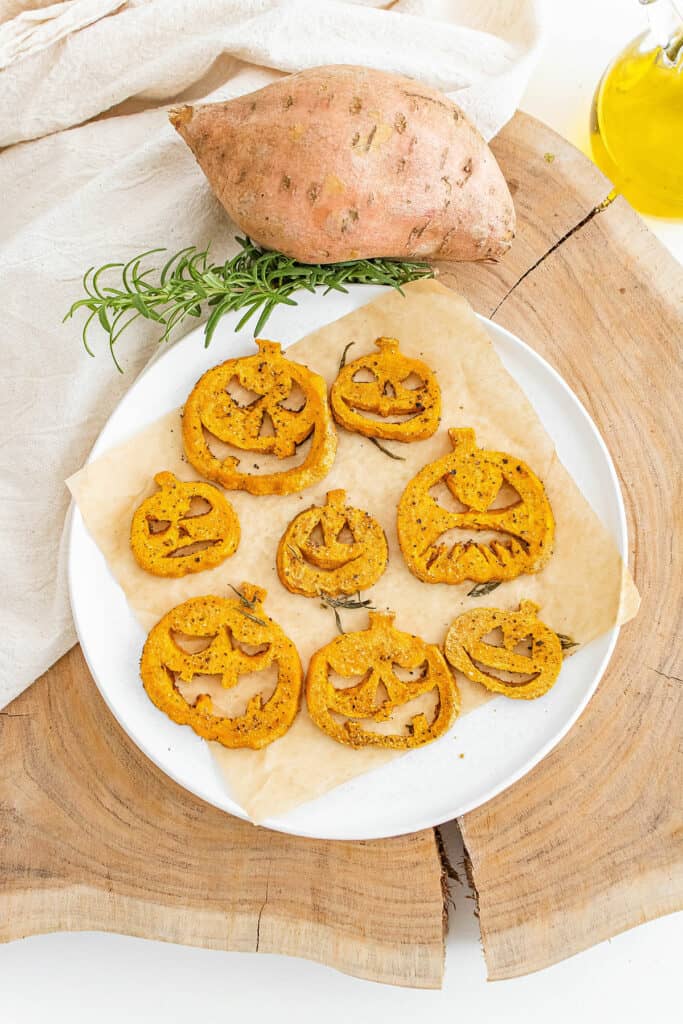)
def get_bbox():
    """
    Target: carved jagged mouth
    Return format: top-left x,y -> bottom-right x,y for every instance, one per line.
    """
423,533 -> 530,569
